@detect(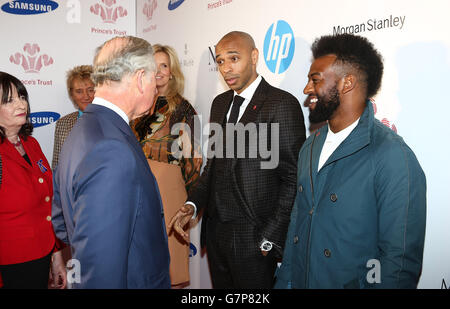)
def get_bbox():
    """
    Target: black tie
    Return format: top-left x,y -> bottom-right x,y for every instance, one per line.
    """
227,95 -> 245,124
